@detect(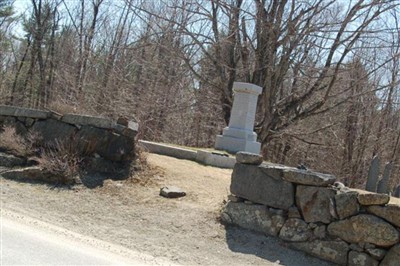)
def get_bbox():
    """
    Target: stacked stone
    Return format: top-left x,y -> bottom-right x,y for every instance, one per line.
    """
0,105 -> 138,182
221,152 -> 400,266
